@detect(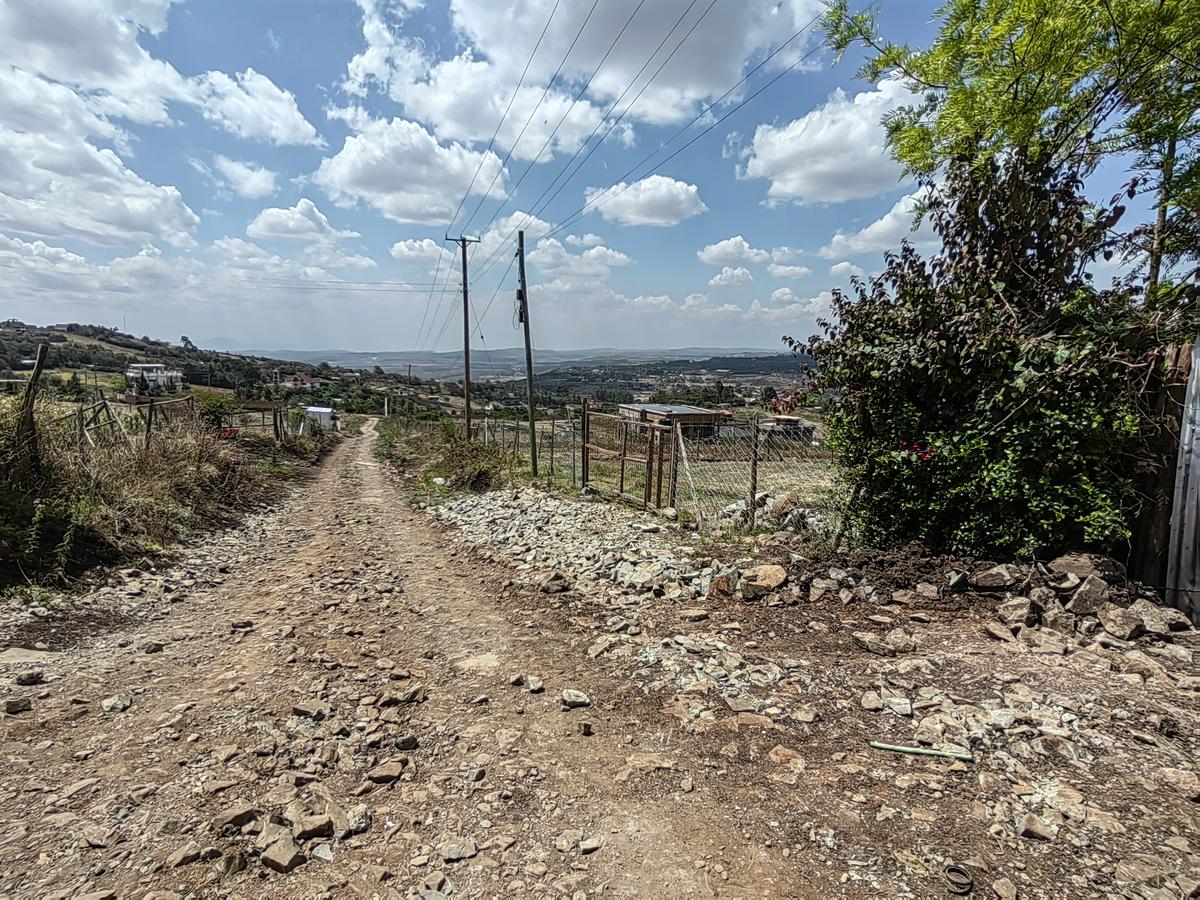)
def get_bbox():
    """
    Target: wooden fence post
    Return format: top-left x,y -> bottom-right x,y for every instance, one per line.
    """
549,417 -> 556,480
144,397 -> 156,451
655,426 -> 666,508
667,423 -> 678,509
643,427 -> 654,510
14,343 -> 49,478
748,417 -> 760,528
